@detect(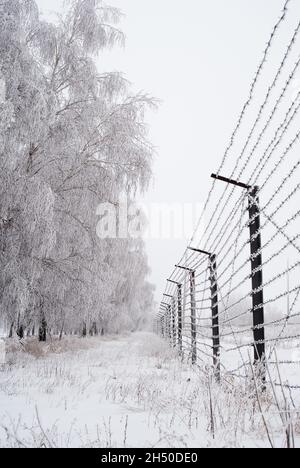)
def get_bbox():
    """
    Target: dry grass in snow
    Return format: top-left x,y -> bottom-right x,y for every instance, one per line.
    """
0,332 -> 299,448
